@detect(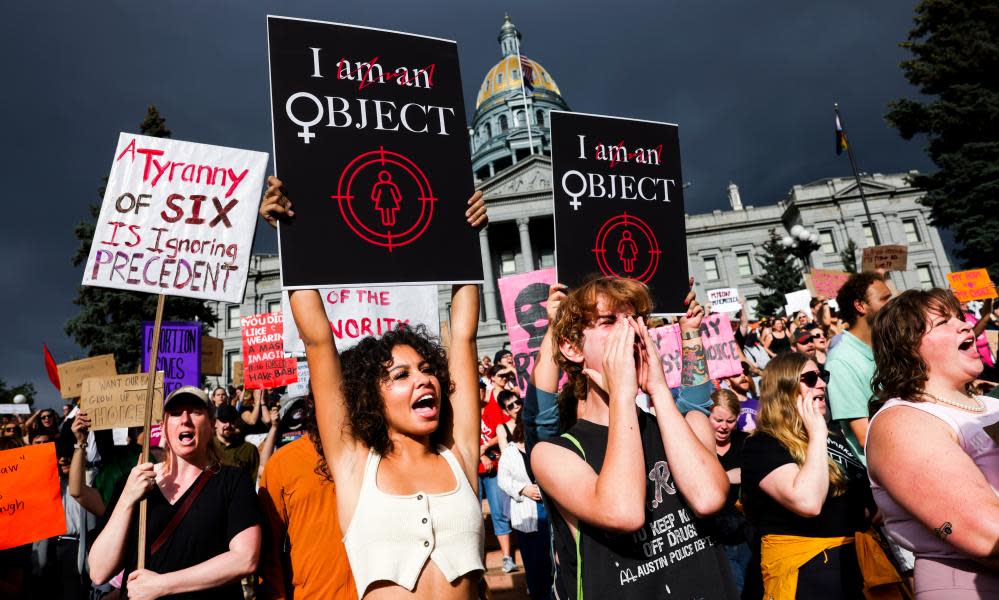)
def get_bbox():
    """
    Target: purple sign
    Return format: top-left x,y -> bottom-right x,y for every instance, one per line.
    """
142,321 -> 201,396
